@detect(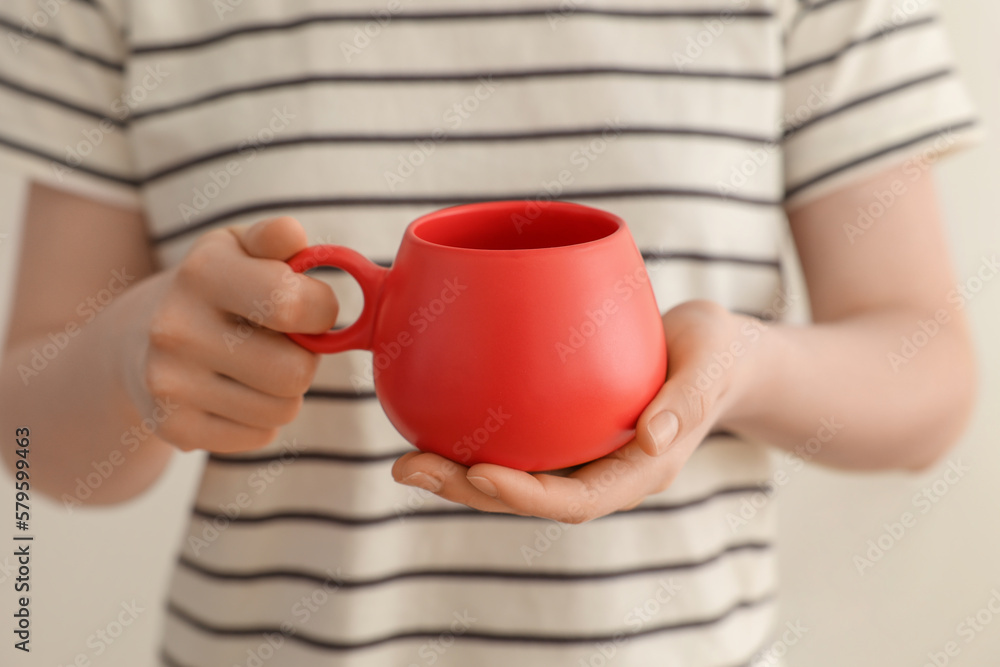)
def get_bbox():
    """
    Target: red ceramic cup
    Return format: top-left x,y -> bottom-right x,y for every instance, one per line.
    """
286,201 -> 666,471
